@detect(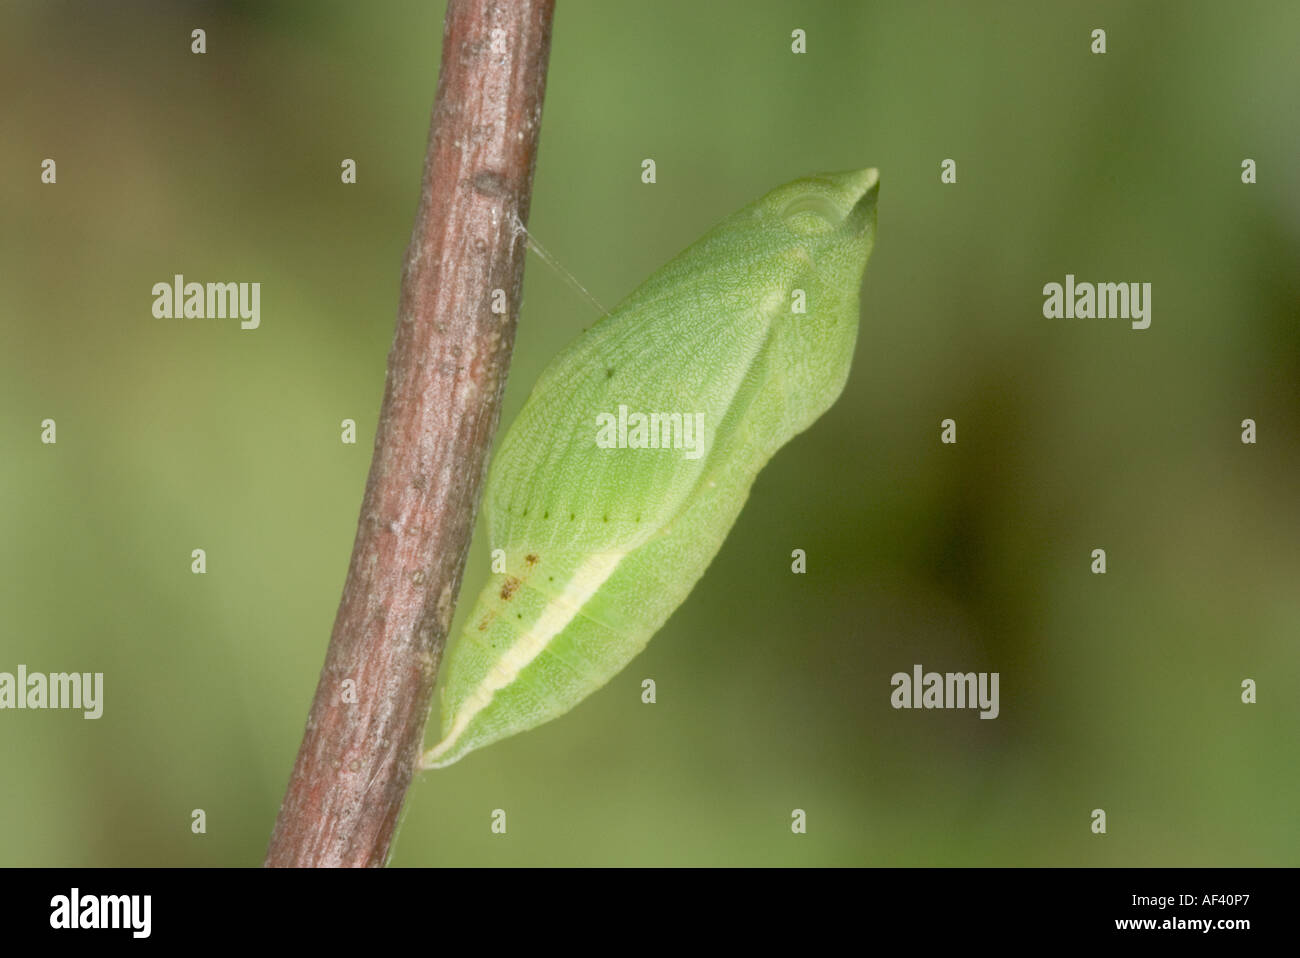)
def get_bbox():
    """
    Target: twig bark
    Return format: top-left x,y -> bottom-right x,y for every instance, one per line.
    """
265,0 -> 555,867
